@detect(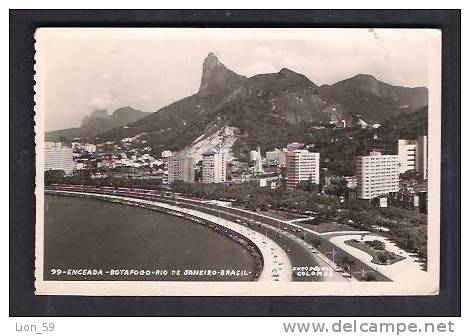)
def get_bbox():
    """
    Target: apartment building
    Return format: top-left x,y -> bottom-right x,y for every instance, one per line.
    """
397,139 -> 417,174
356,151 -> 399,199
44,142 -> 74,174
367,136 -> 428,180
286,145 -> 320,189
416,135 -> 428,180
168,151 -> 194,184
202,149 -> 227,184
